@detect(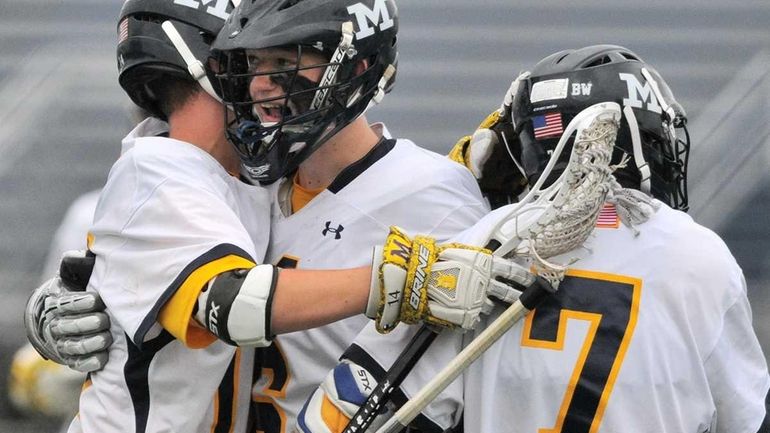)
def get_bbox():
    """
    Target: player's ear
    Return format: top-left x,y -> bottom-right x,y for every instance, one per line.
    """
353,59 -> 369,76
207,57 -> 221,73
